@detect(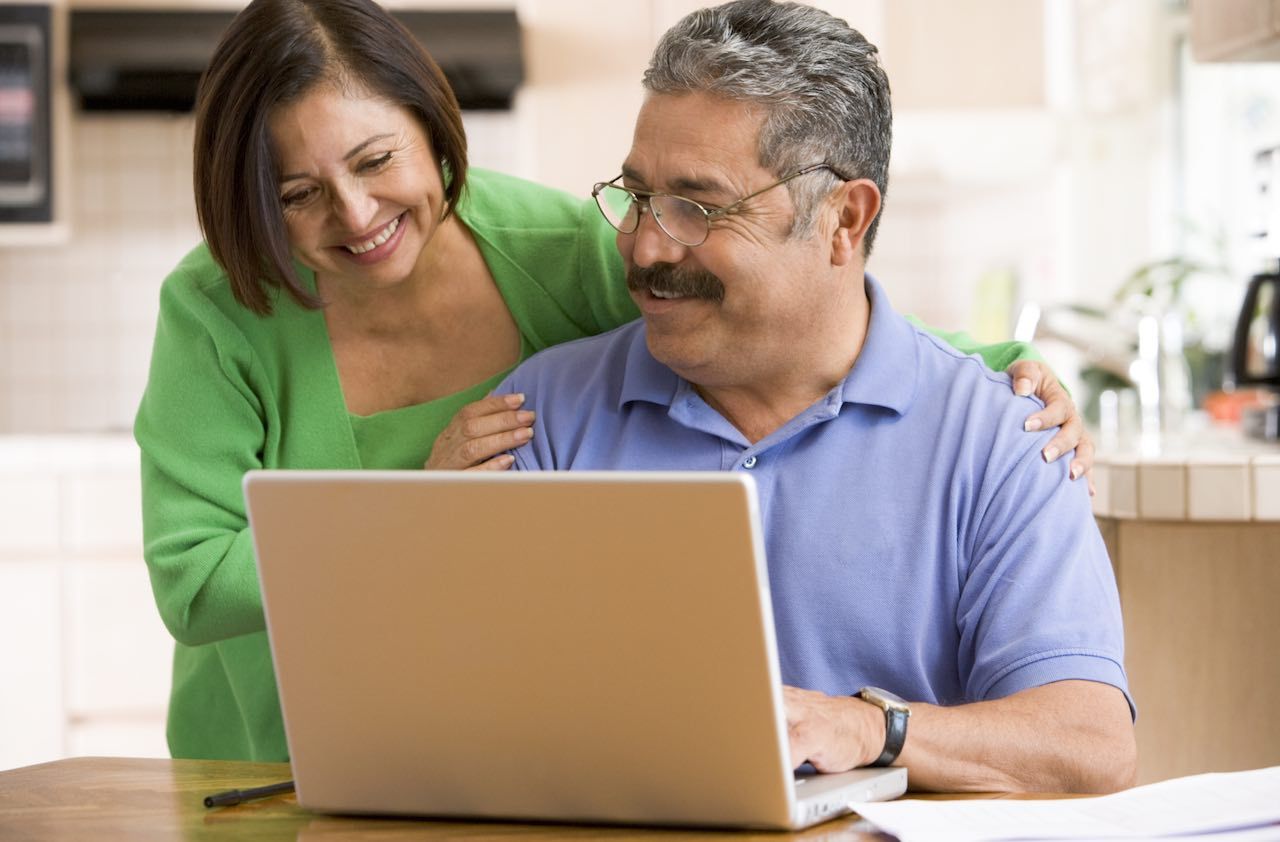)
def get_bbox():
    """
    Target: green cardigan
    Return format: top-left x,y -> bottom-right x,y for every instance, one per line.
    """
135,168 -> 1039,761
